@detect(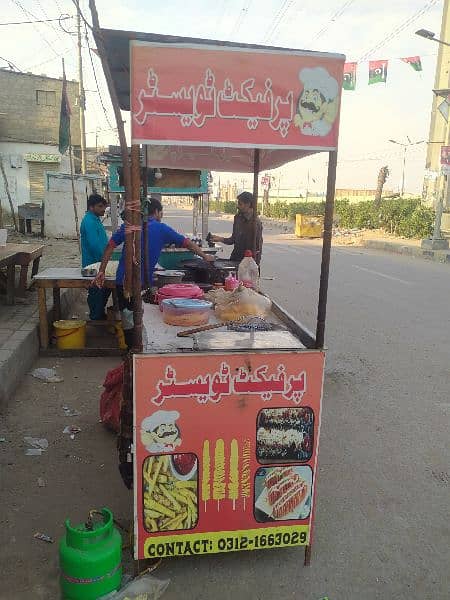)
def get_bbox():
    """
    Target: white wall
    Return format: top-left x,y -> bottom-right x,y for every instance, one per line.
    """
45,172 -> 102,238
0,141 -> 70,212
